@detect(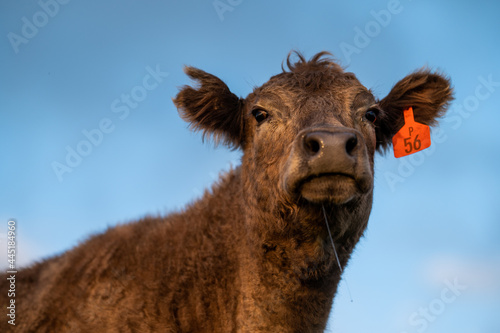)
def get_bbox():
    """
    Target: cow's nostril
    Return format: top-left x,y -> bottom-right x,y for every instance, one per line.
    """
303,131 -> 359,158
346,136 -> 358,156
304,135 -> 322,155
